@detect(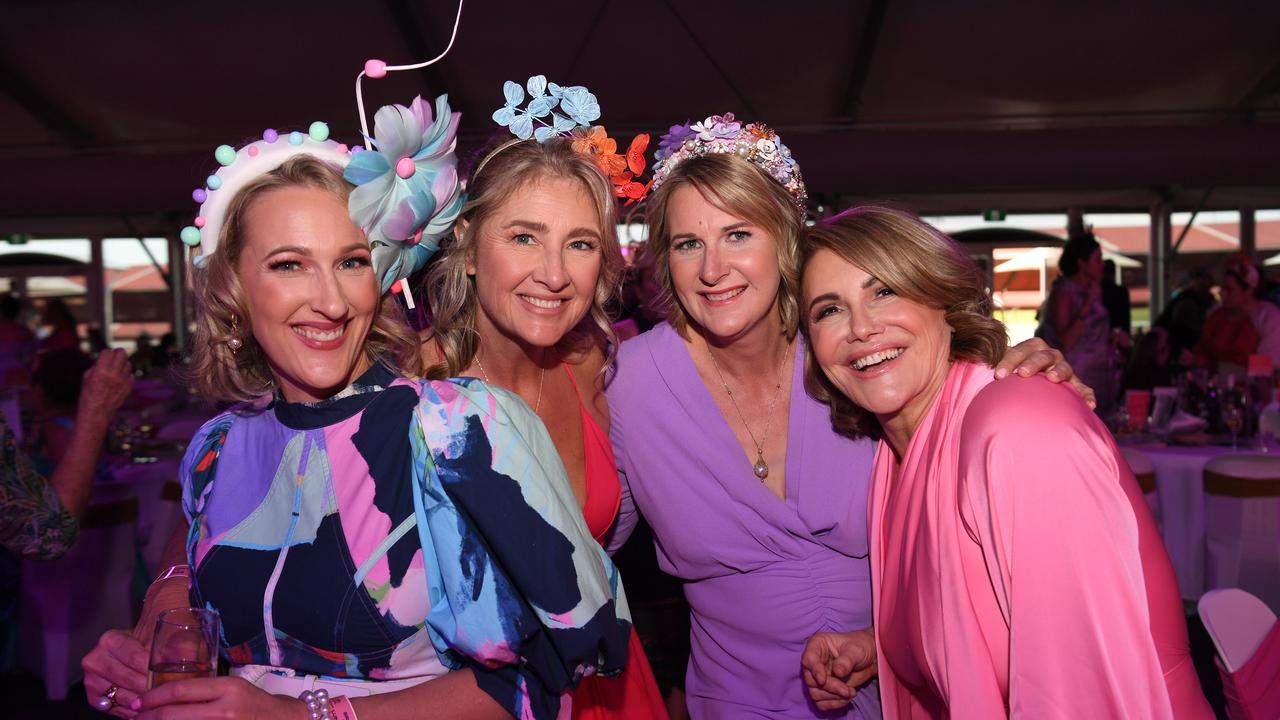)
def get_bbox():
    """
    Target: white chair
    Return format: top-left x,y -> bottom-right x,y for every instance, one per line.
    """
1198,588 -> 1280,717
114,457 -> 184,577
19,493 -> 138,700
1119,446 -> 1161,527
1203,454 -> 1280,612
